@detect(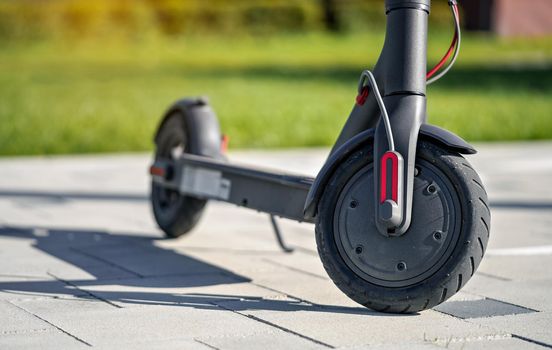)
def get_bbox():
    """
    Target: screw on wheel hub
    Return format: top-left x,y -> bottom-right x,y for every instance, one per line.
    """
333,159 -> 461,288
